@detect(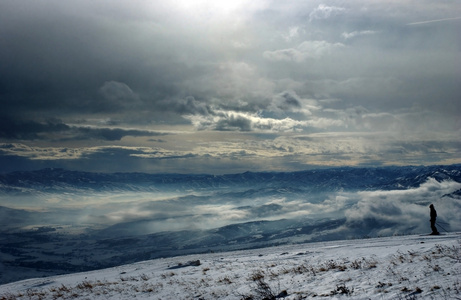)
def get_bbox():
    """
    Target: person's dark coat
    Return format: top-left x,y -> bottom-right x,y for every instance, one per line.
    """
429,204 -> 439,235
